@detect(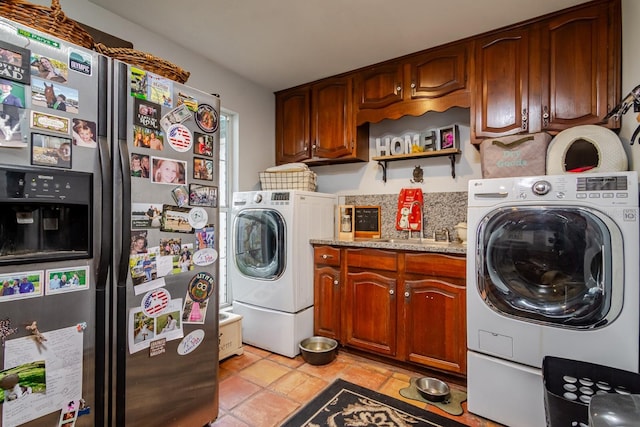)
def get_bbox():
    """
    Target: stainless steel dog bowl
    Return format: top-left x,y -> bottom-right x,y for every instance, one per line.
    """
416,377 -> 451,402
299,336 -> 338,365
